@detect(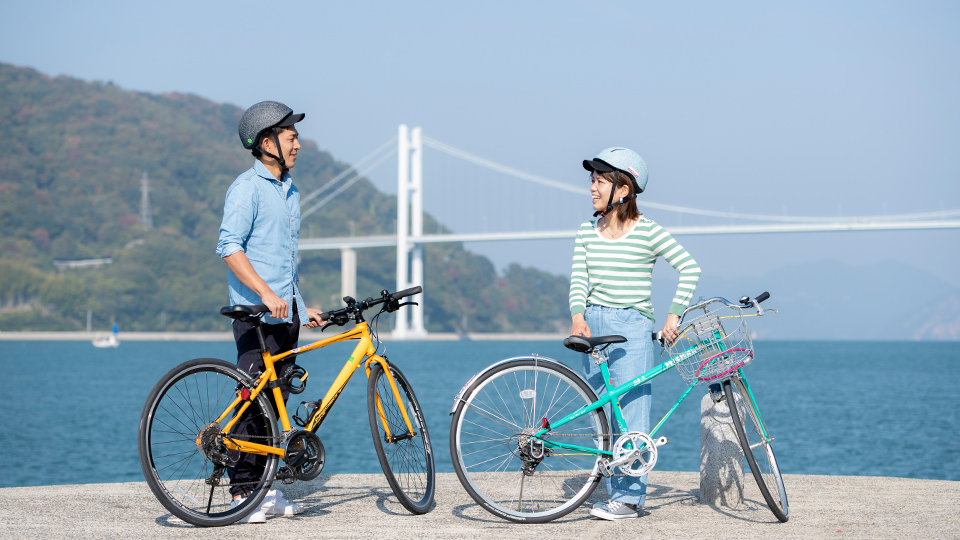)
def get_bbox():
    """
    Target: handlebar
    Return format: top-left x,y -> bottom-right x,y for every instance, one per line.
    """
649,292 -> 771,345
318,286 -> 422,326
679,291 -> 770,323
